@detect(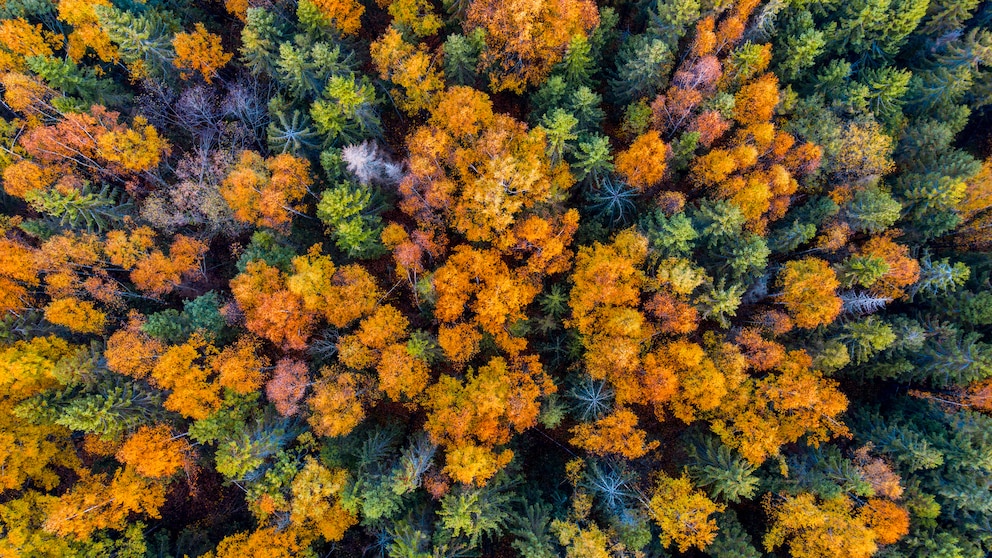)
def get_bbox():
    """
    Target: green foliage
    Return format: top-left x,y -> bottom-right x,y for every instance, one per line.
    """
443,29 -> 485,86
24,185 -> 130,233
437,478 -> 514,547
94,5 -> 179,79
510,502 -> 557,558
688,436 -> 759,503
611,35 -> 673,103
709,511 -> 762,558
844,186 -> 902,233
838,316 -> 897,364
310,76 -> 382,145
236,230 -> 297,273
639,209 -> 698,257
316,182 -> 386,259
